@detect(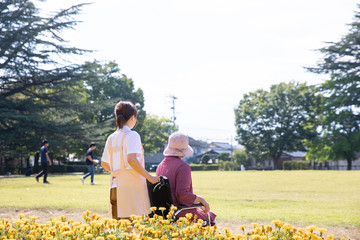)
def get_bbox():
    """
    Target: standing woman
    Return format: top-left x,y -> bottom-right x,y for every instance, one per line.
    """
101,101 -> 160,219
